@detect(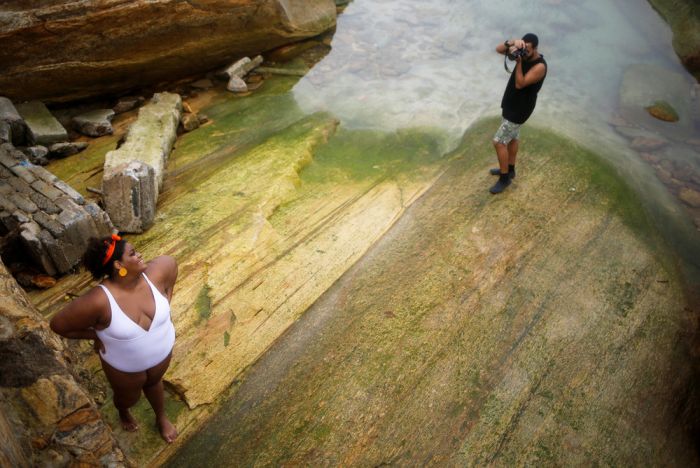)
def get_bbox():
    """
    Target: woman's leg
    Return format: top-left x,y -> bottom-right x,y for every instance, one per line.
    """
101,359 -> 148,431
142,353 -> 178,443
